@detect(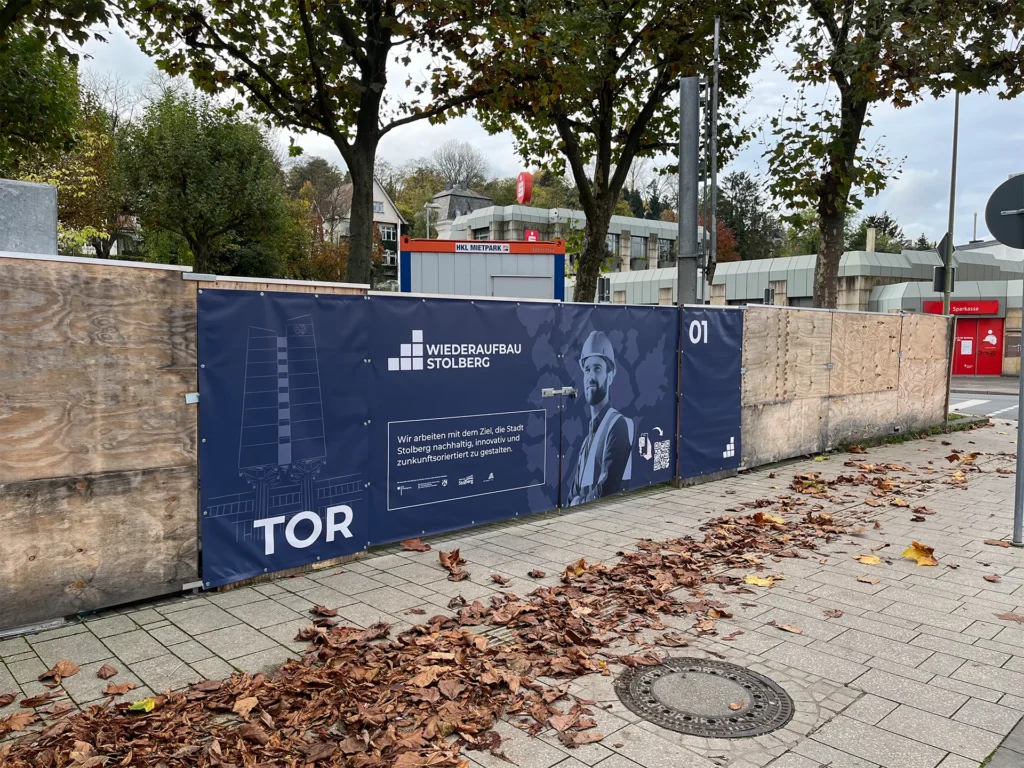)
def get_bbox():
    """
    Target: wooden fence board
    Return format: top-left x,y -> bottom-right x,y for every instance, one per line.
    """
827,391 -> 900,448
0,258 -> 197,483
742,308 -> 832,405
741,398 -> 829,467
784,309 -> 832,400
829,313 -> 901,396
0,467 -> 198,630
897,313 -> 951,431
741,307 -> 787,404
